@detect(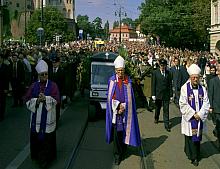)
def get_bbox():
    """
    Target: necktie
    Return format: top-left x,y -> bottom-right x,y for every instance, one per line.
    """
13,63 -> 17,78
